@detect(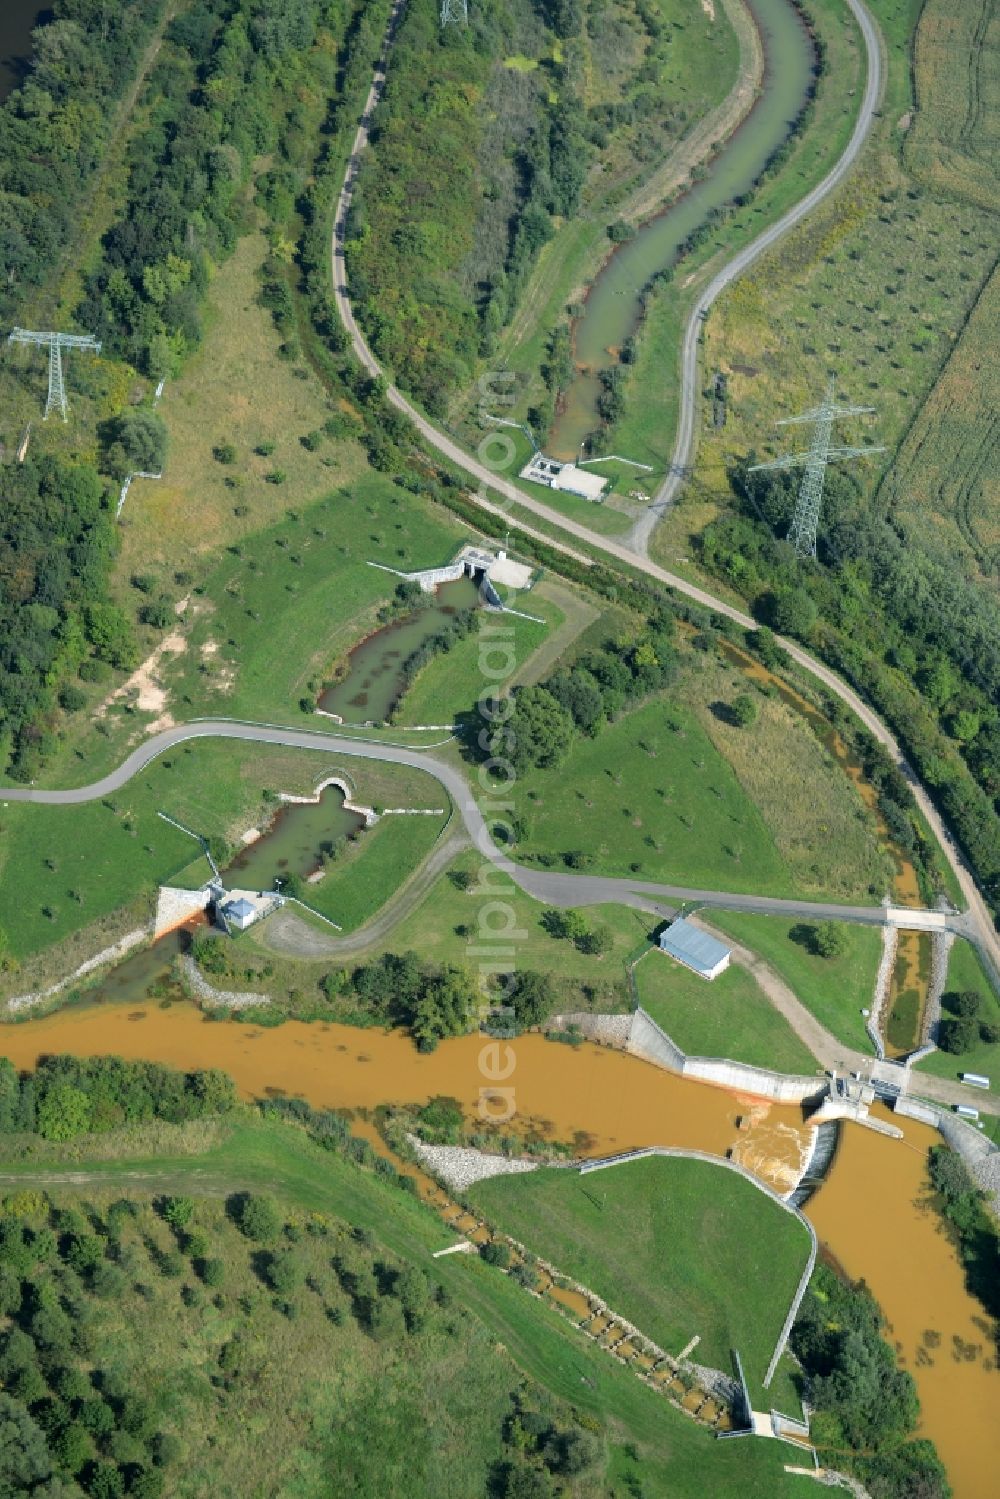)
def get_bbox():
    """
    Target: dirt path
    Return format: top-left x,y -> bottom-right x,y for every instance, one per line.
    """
508,580 -> 599,691
260,827 -> 471,959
